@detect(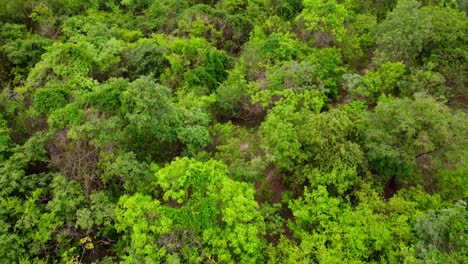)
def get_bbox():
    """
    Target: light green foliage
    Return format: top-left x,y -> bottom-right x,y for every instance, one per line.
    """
32,85 -> 69,115
48,103 -> 84,129
61,12 -> 123,44
27,41 -> 97,86
436,166 -> 468,202
250,27 -> 305,63
344,61 -> 406,102
158,36 -> 230,91
296,0 -> 348,44
115,193 -> 170,263
364,95 -> 467,179
304,167 -> 359,196
275,184 -> 428,263
116,158 -> 266,262
201,177 -> 266,263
